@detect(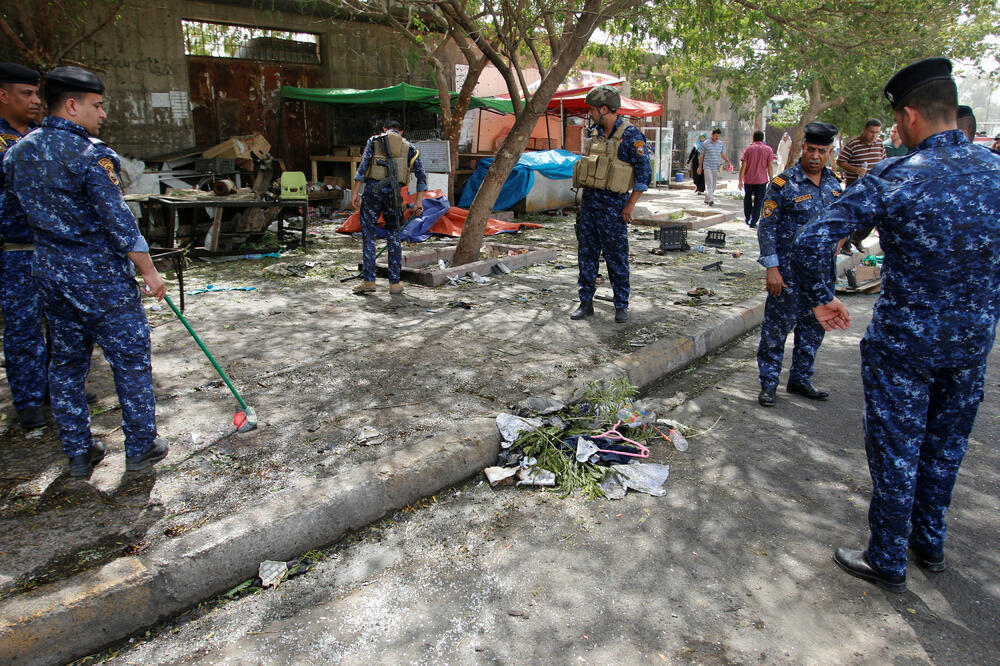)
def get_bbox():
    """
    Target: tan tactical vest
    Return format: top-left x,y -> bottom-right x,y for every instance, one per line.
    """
366,131 -> 412,184
572,120 -> 634,193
